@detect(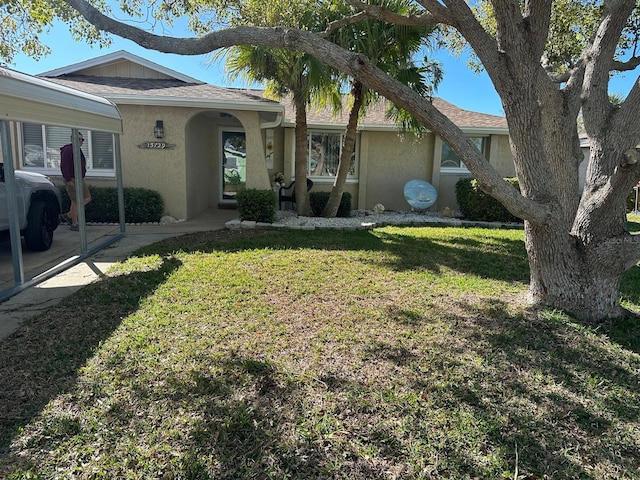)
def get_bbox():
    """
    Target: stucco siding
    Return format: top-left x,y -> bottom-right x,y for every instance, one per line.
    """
118,104 -> 189,219
489,134 -> 516,177
438,173 -> 471,213
267,126 -> 286,184
232,111 -> 270,190
359,131 -> 434,211
186,112 -> 219,218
